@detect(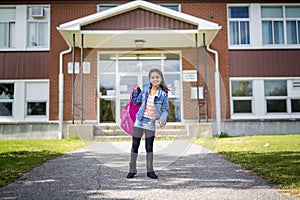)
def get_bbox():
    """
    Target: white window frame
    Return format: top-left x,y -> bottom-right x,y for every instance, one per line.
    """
227,5 -> 251,46
97,3 -> 181,13
0,82 -> 14,119
159,4 -> 181,12
26,101 -> 47,117
24,81 -> 49,121
228,3 -> 300,50
286,19 -> 300,44
230,77 -> 300,119
0,80 -> 49,122
0,22 -> 16,48
261,4 -> 300,46
261,5 -> 285,46
97,4 -> 118,12
261,19 -> 284,45
264,79 -> 288,114
0,6 -> 16,48
0,5 -> 50,51
285,5 -> 300,44
26,5 -> 50,49
230,79 -> 254,118
27,21 -> 48,48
